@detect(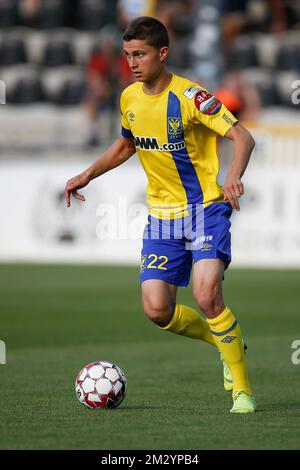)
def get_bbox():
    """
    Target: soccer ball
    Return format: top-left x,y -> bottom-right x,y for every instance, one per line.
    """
75,360 -> 127,409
